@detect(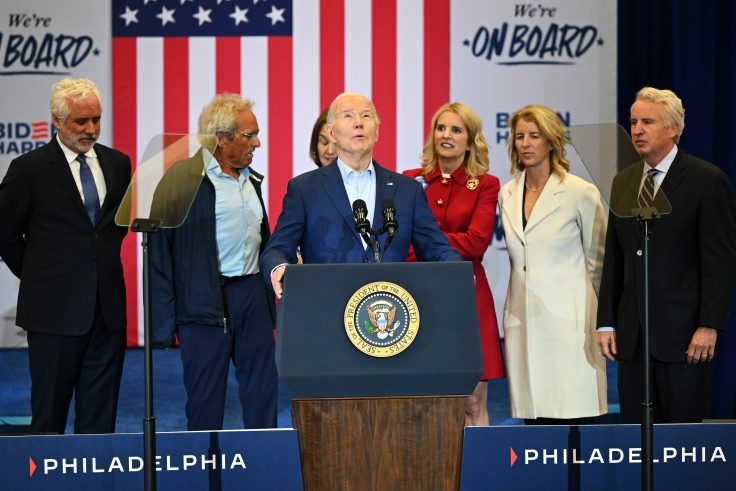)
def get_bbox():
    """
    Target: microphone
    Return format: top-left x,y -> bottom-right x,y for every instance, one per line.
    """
380,199 -> 398,258
352,199 -> 371,237
381,199 -> 398,237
